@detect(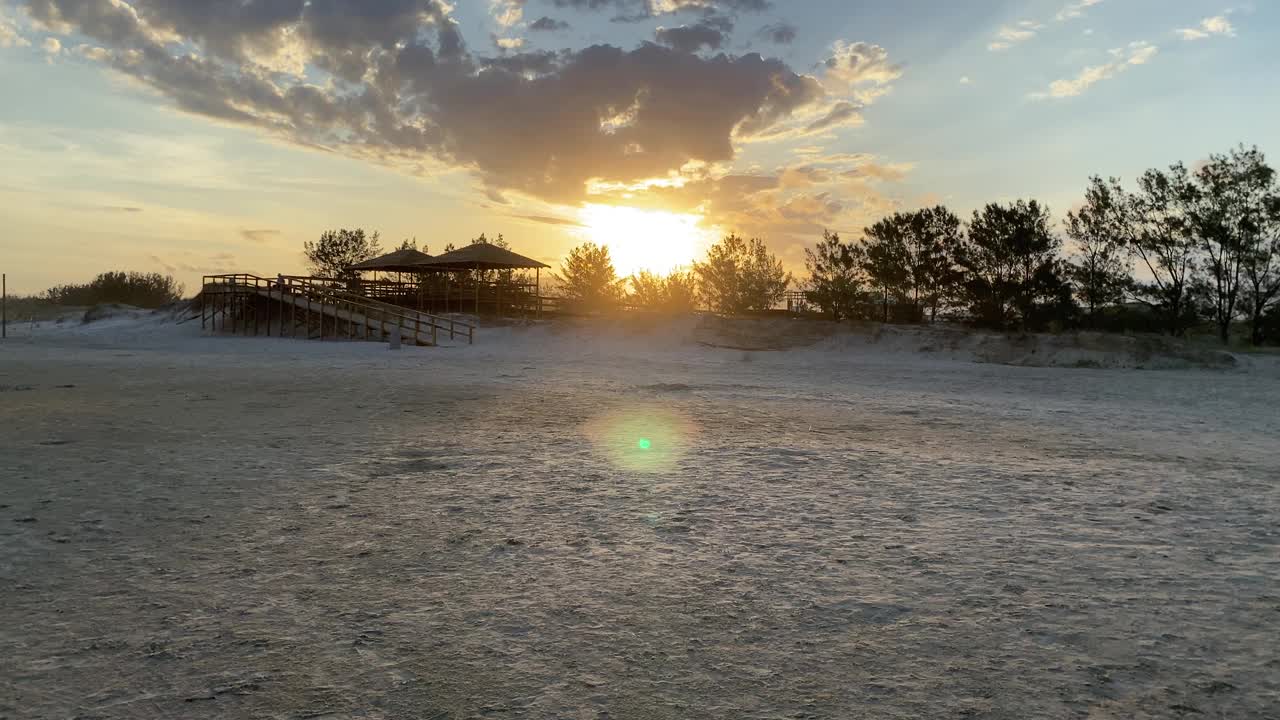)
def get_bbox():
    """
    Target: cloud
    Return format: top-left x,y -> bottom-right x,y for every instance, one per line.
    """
240,228 -> 282,243
988,20 -> 1043,51
959,76 -> 971,85
21,0 -> 834,207
99,205 -> 143,212
551,0 -> 770,19
1178,15 -> 1235,40
756,21 -> 796,45
1033,41 -> 1158,99
654,14 -> 732,53
490,0 -> 526,29
529,16 -> 570,32
41,35 -> 60,54
0,11 -> 30,47
821,41 -> 902,103
803,101 -> 863,134
512,214 -> 585,227
1055,0 -> 1104,22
